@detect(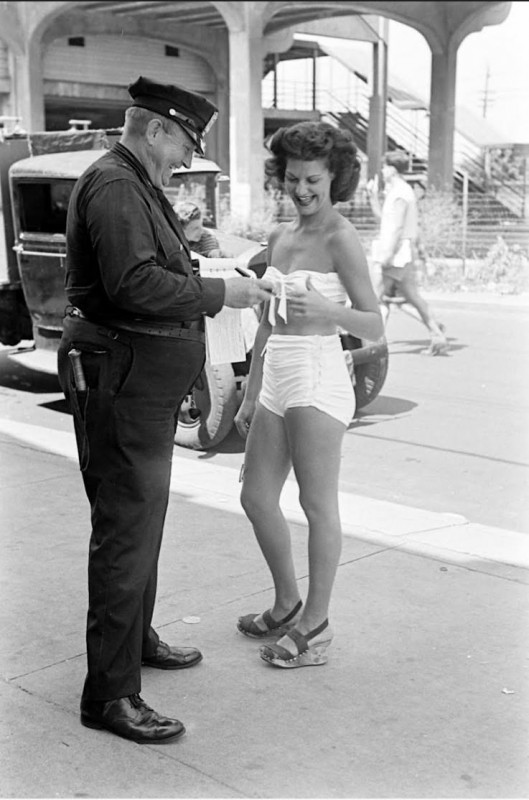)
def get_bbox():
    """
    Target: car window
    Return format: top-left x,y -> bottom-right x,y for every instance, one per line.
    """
15,179 -> 75,234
